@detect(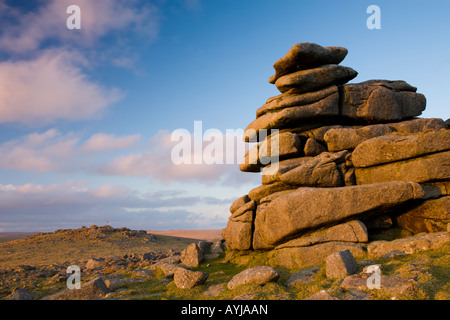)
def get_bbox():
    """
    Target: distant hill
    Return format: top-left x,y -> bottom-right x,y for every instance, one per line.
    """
147,229 -> 223,241
0,225 -> 198,269
0,232 -> 37,243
